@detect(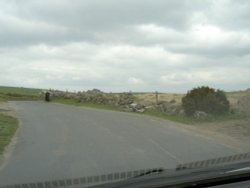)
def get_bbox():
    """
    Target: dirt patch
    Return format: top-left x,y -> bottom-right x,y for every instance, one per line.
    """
185,119 -> 250,152
195,119 -> 250,139
0,102 -> 17,117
